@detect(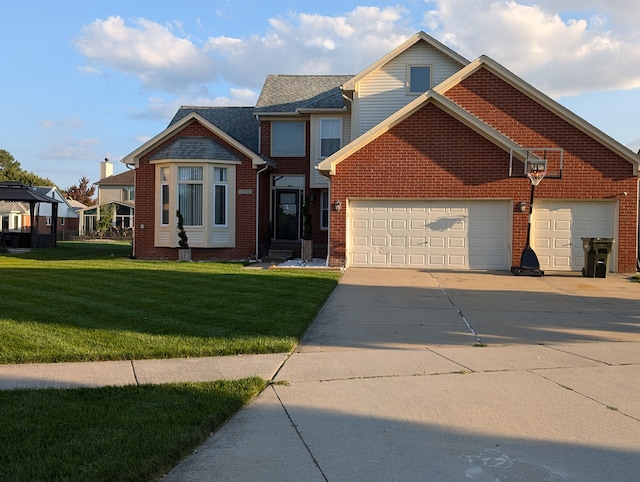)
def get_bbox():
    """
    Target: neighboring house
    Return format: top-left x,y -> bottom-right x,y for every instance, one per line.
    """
0,201 -> 29,232
32,187 -> 80,240
123,31 -> 640,273
79,160 -> 135,235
